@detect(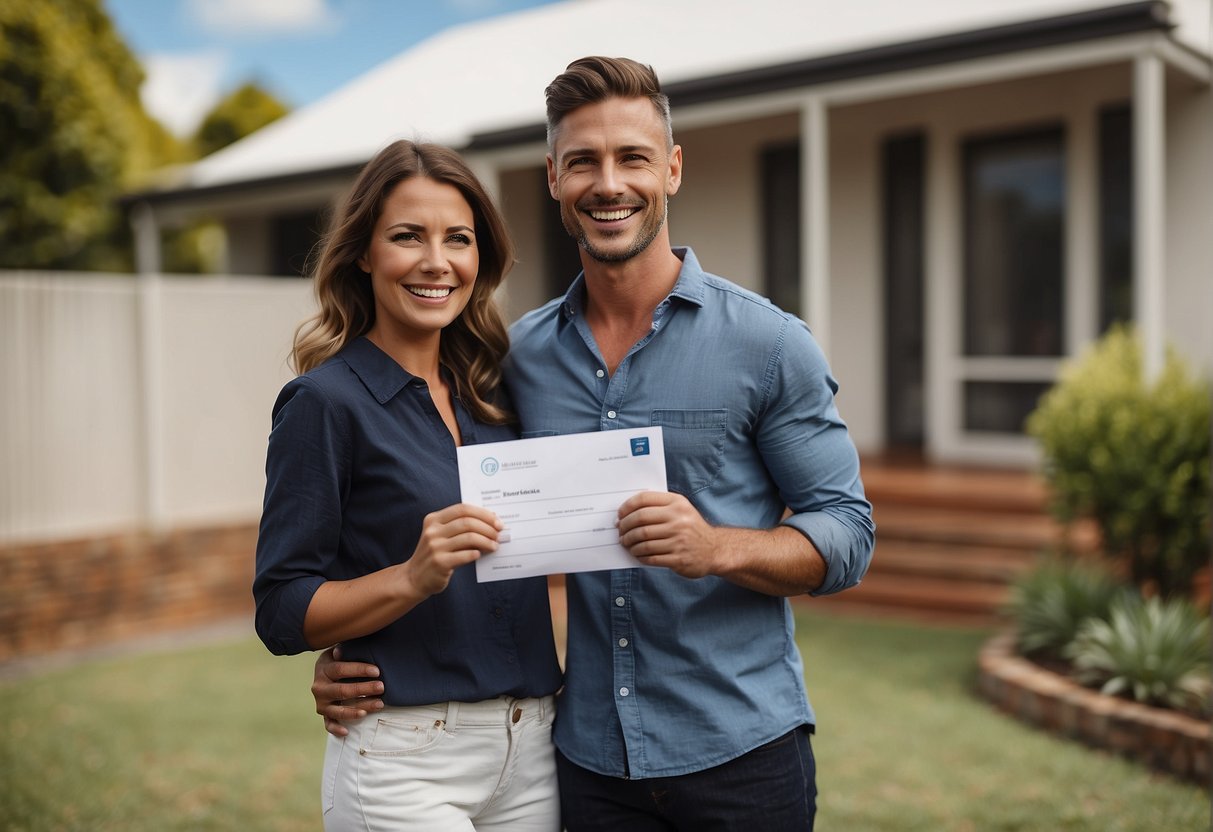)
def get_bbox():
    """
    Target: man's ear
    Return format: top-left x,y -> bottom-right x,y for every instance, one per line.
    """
546,154 -> 559,200
666,144 -> 683,197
